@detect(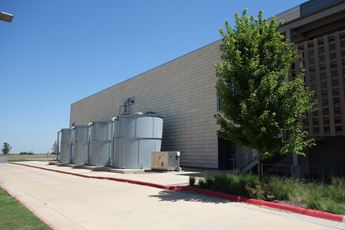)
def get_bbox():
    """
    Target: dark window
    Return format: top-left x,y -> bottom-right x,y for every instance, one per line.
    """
331,70 -> 337,79
323,107 -> 329,115
313,118 -> 318,125
324,126 -> 330,133
334,107 -> 341,114
334,117 -> 342,125
332,79 -> 339,87
335,126 -> 342,132
321,81 -> 327,89
323,118 -> 330,125
319,55 -> 325,62
333,88 -> 339,96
